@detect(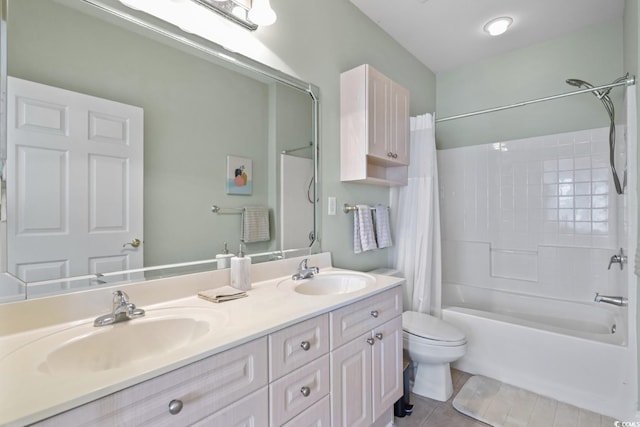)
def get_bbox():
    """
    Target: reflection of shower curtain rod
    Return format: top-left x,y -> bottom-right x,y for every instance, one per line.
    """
282,142 -> 312,154
435,76 -> 635,123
